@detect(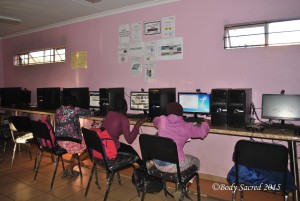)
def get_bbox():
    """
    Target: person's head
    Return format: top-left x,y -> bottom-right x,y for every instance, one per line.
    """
64,95 -> 78,107
166,102 -> 183,116
114,98 -> 128,115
